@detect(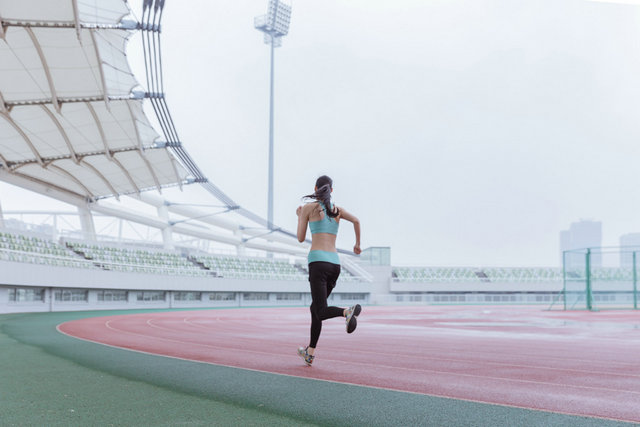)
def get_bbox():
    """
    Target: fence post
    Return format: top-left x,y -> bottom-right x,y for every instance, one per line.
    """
634,251 -> 638,310
562,250 -> 567,311
586,248 -> 592,311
